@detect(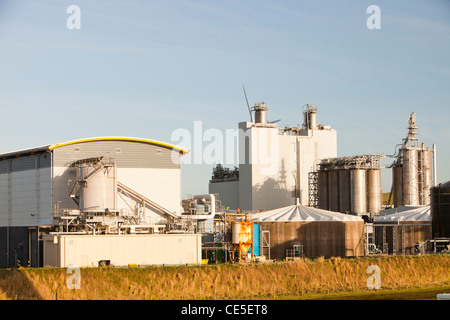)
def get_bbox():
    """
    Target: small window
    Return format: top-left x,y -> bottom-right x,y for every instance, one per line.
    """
115,148 -> 121,154
74,147 -> 80,153
156,149 -> 162,155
